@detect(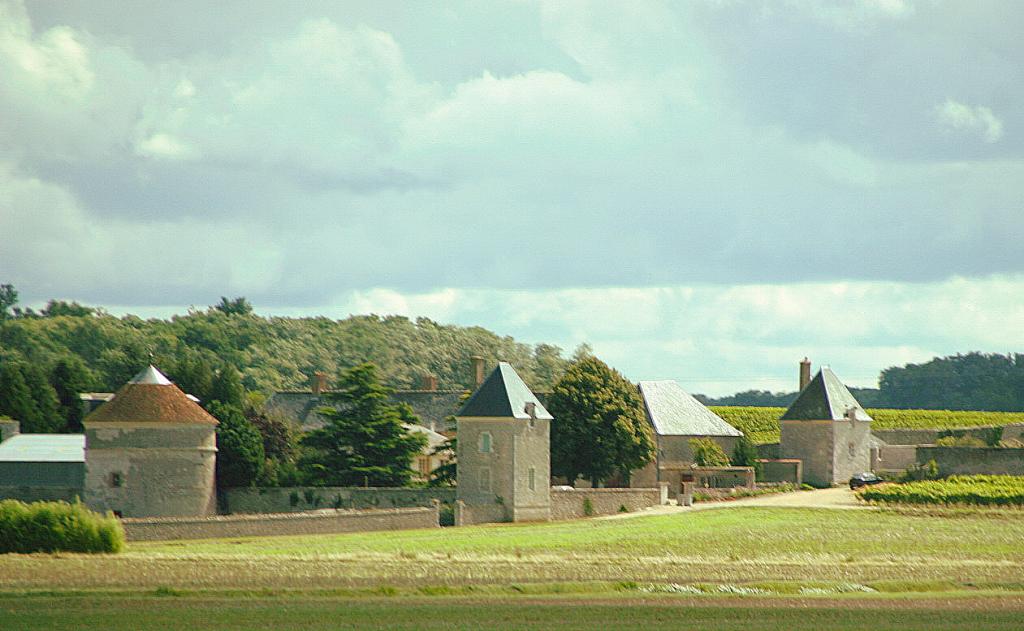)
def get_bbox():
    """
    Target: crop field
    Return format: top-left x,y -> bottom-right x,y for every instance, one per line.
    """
711,407 -> 1024,444
859,475 -> 1024,507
